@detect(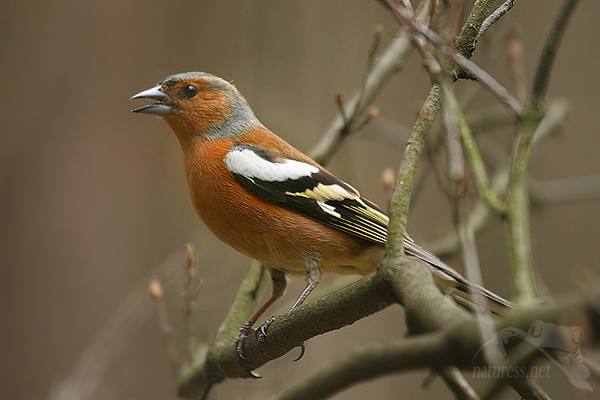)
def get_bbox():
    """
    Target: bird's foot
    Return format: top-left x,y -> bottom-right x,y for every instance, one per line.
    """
236,323 -> 261,379
255,315 -> 281,346
255,315 -> 306,362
